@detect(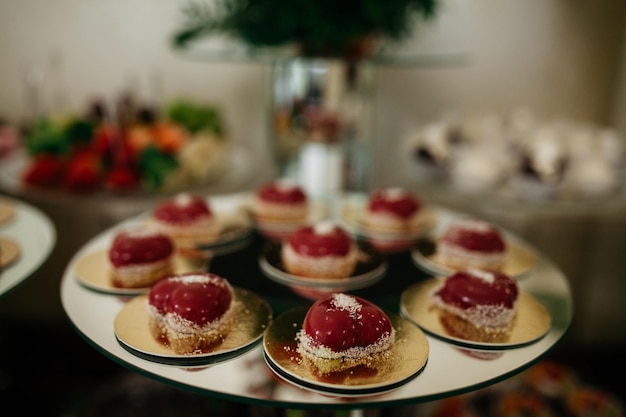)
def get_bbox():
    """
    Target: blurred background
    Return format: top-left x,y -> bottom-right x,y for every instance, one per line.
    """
1,0 -> 625,415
